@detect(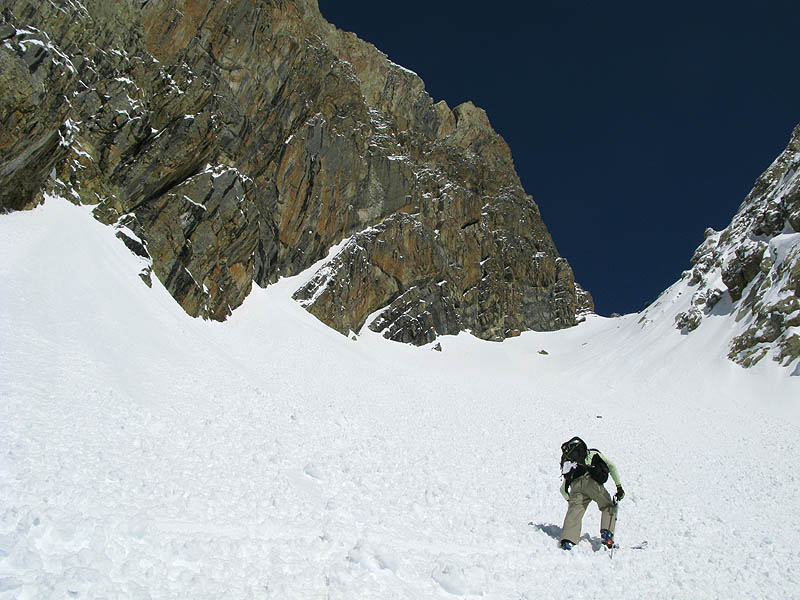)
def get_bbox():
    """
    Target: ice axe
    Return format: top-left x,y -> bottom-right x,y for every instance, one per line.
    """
610,499 -> 619,559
